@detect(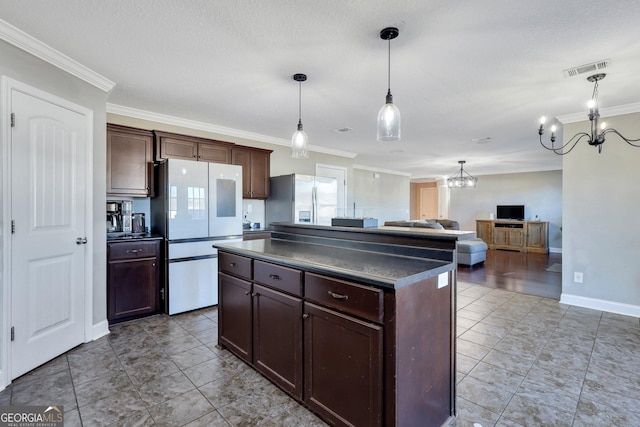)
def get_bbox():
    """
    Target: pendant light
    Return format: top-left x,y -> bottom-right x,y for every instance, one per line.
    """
291,73 -> 309,158
377,27 -> 401,142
